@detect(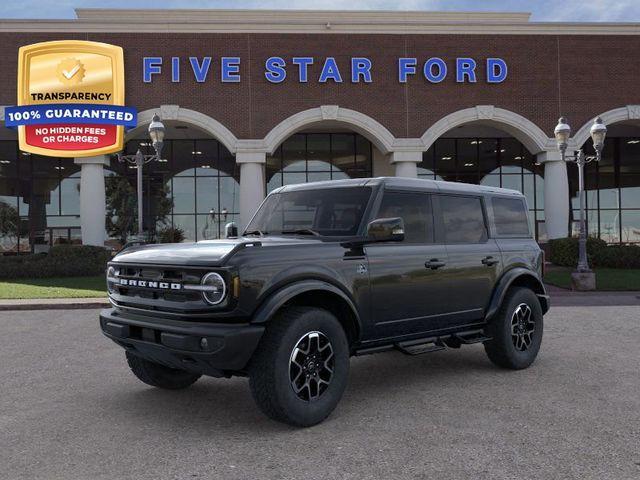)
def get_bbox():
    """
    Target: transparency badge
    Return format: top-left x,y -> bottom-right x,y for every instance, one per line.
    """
5,40 -> 137,157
